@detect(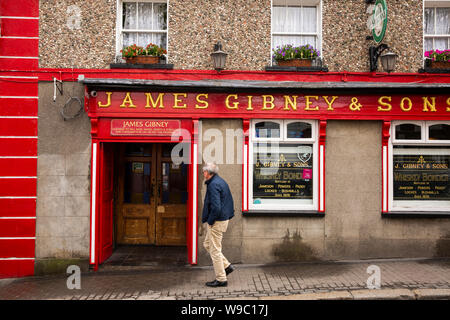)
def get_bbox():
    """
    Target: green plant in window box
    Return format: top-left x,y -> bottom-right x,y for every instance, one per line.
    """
121,43 -> 167,64
424,49 -> 450,69
273,44 -> 320,67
